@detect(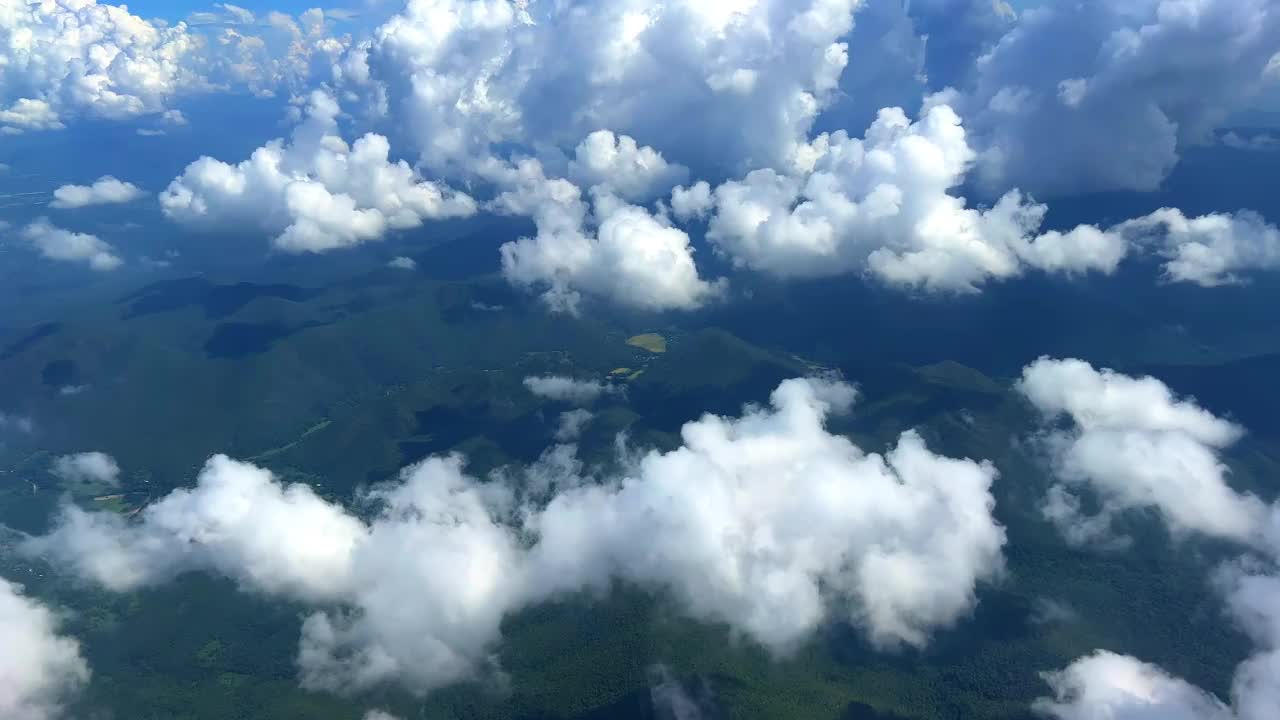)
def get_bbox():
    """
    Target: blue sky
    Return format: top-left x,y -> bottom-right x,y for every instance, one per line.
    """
123,0 -> 365,22
125,0 -> 1042,23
